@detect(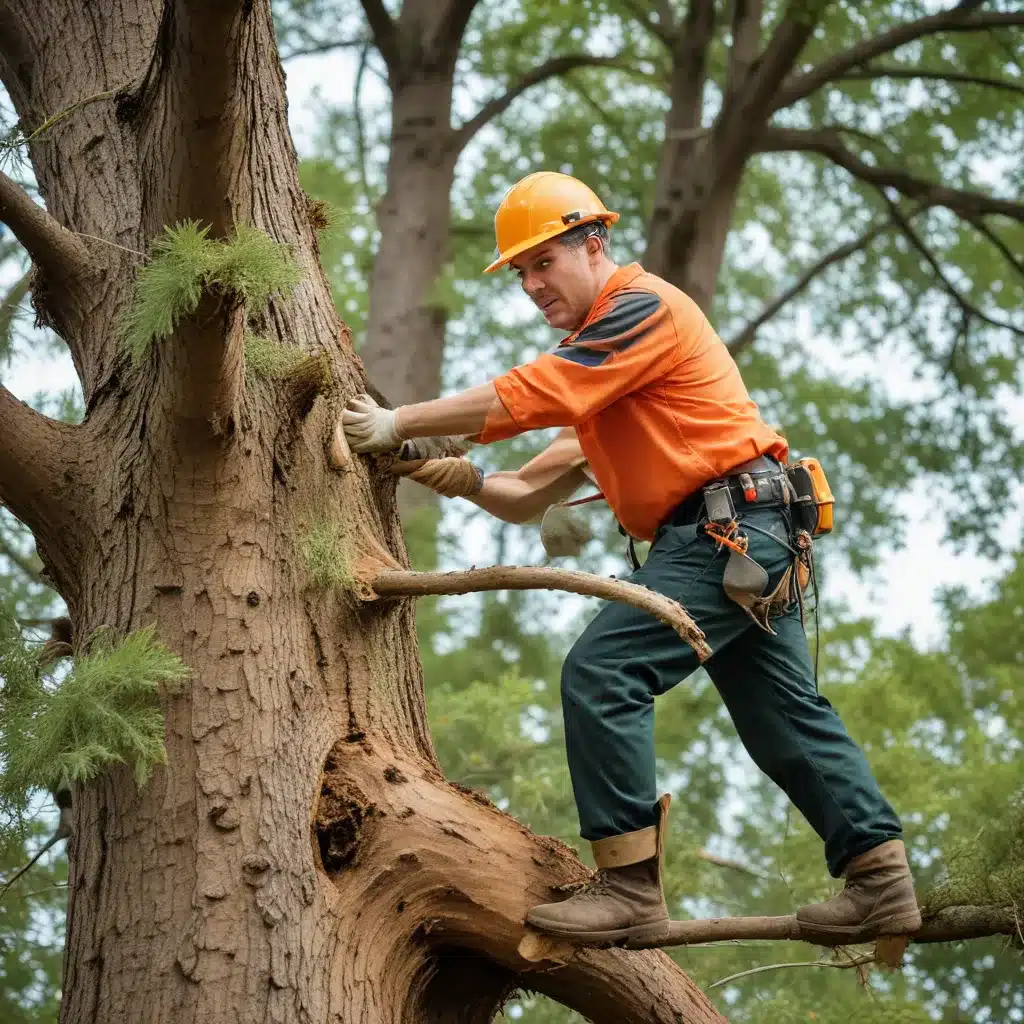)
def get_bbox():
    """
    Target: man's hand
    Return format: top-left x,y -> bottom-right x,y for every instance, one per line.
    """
390,457 -> 484,498
342,393 -> 405,453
